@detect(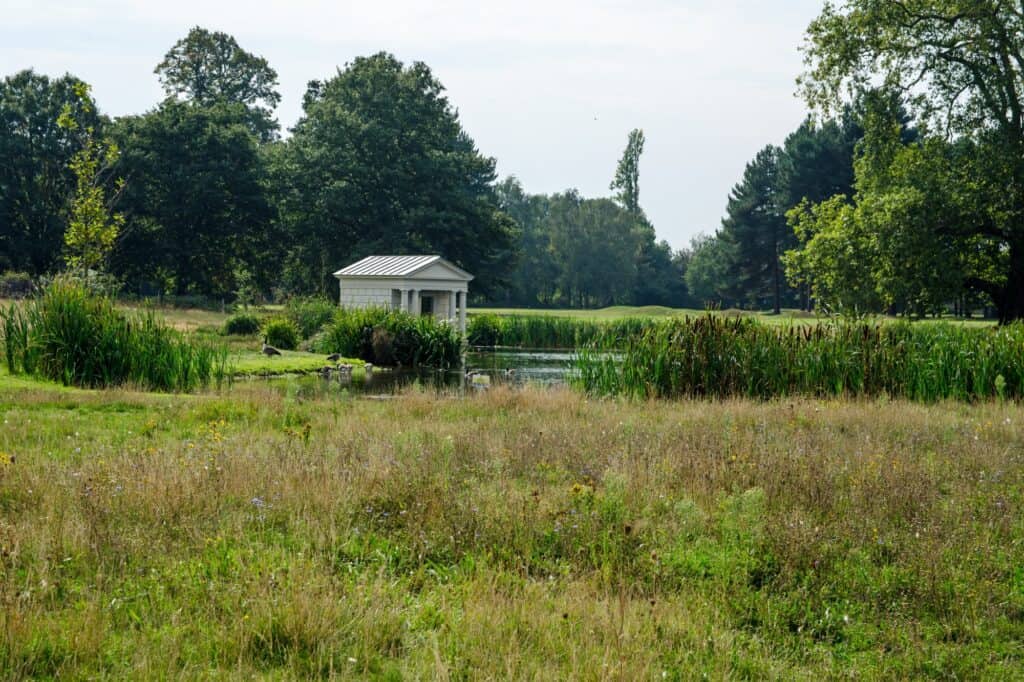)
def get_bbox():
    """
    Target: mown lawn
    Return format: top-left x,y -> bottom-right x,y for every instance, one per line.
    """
1,376 -> 1022,678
